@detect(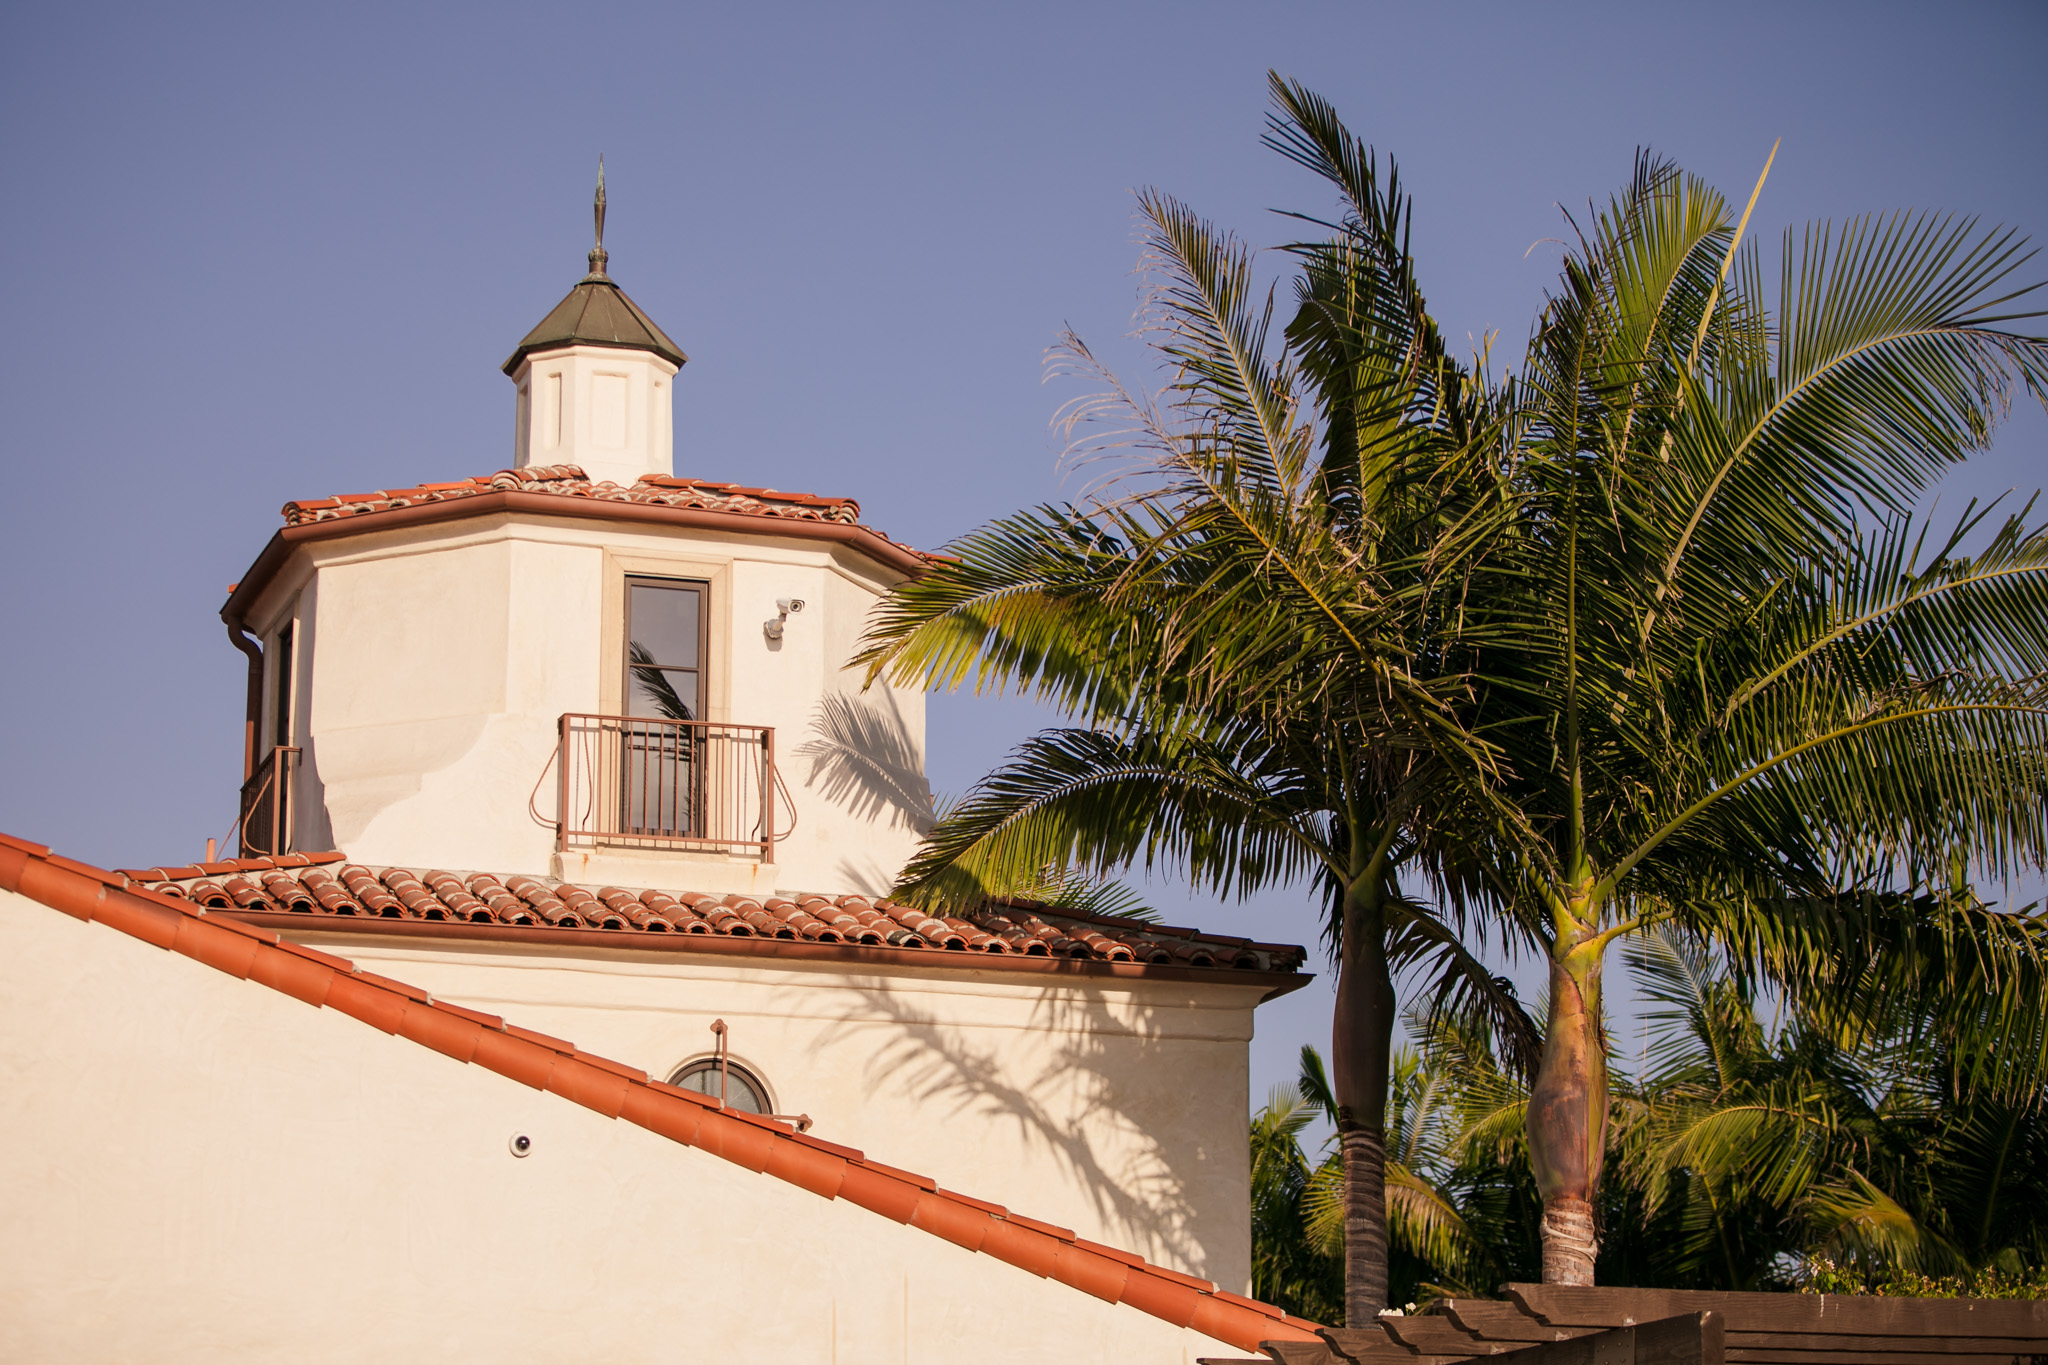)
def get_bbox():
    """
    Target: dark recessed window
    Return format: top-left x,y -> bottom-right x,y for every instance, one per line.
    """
623,576 -> 710,836
625,577 -> 706,722
270,615 -> 296,748
669,1058 -> 768,1114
